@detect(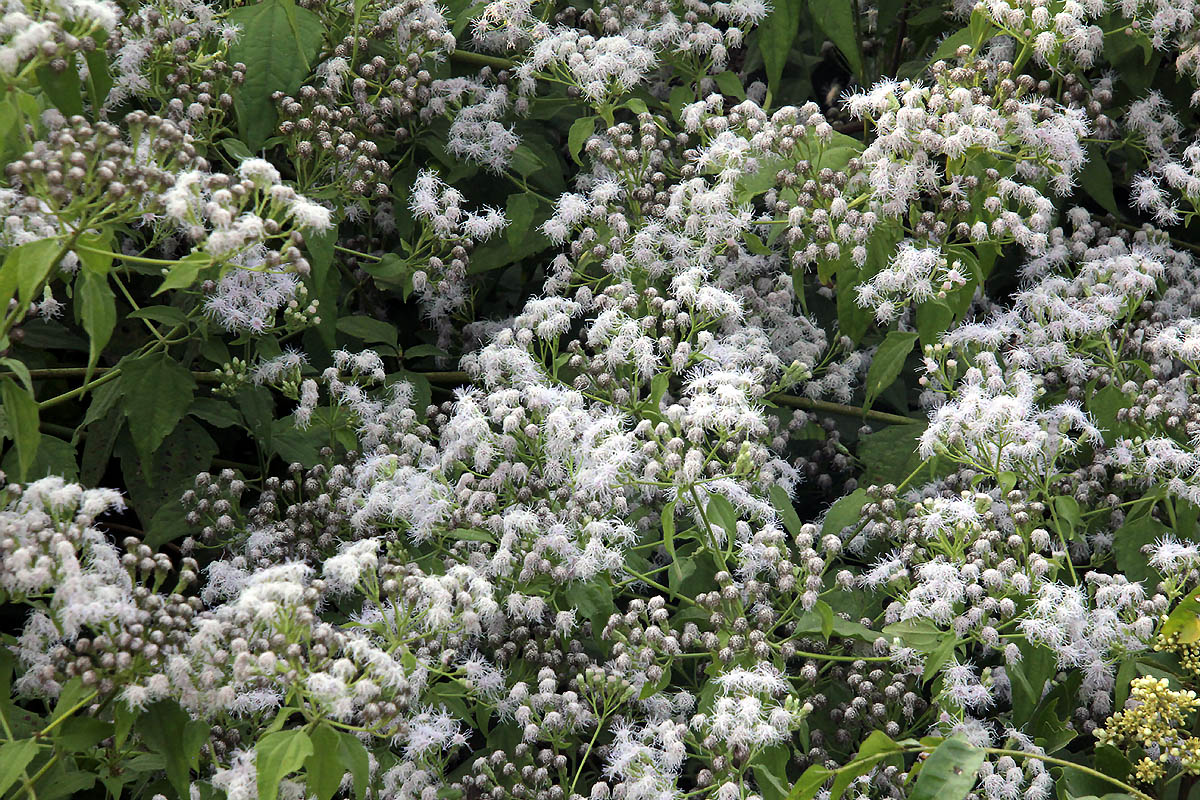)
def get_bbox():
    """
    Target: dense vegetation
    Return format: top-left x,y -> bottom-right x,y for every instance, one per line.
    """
5,0 -> 1200,798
